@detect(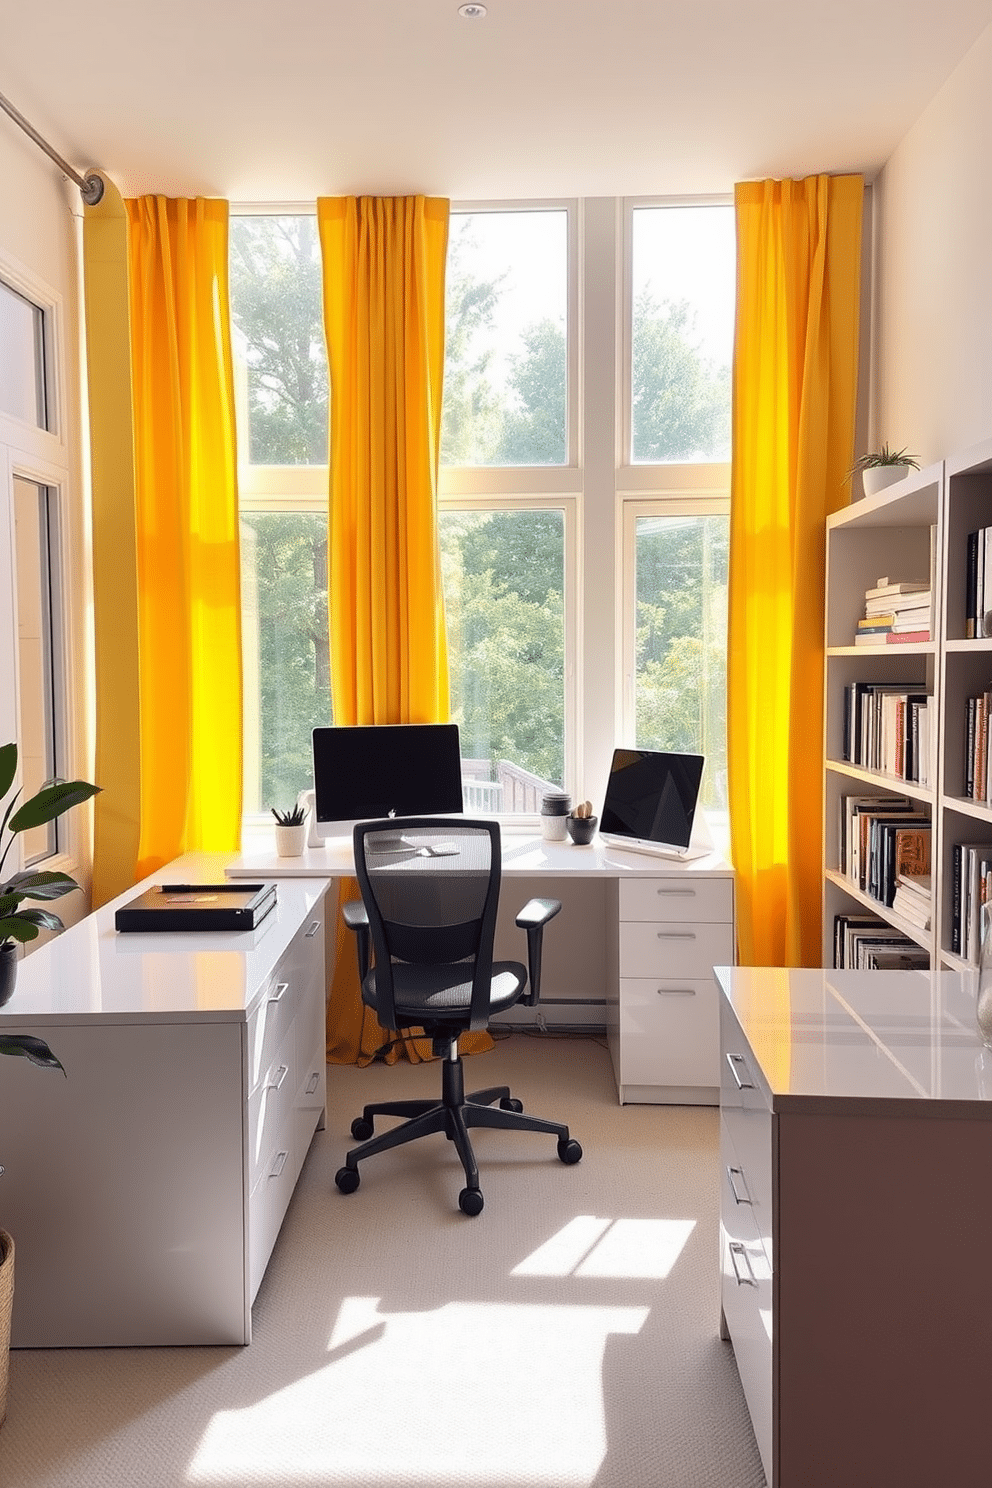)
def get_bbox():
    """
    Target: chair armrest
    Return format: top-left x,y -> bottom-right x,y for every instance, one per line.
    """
515,897 -> 562,1005
342,899 -> 371,981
